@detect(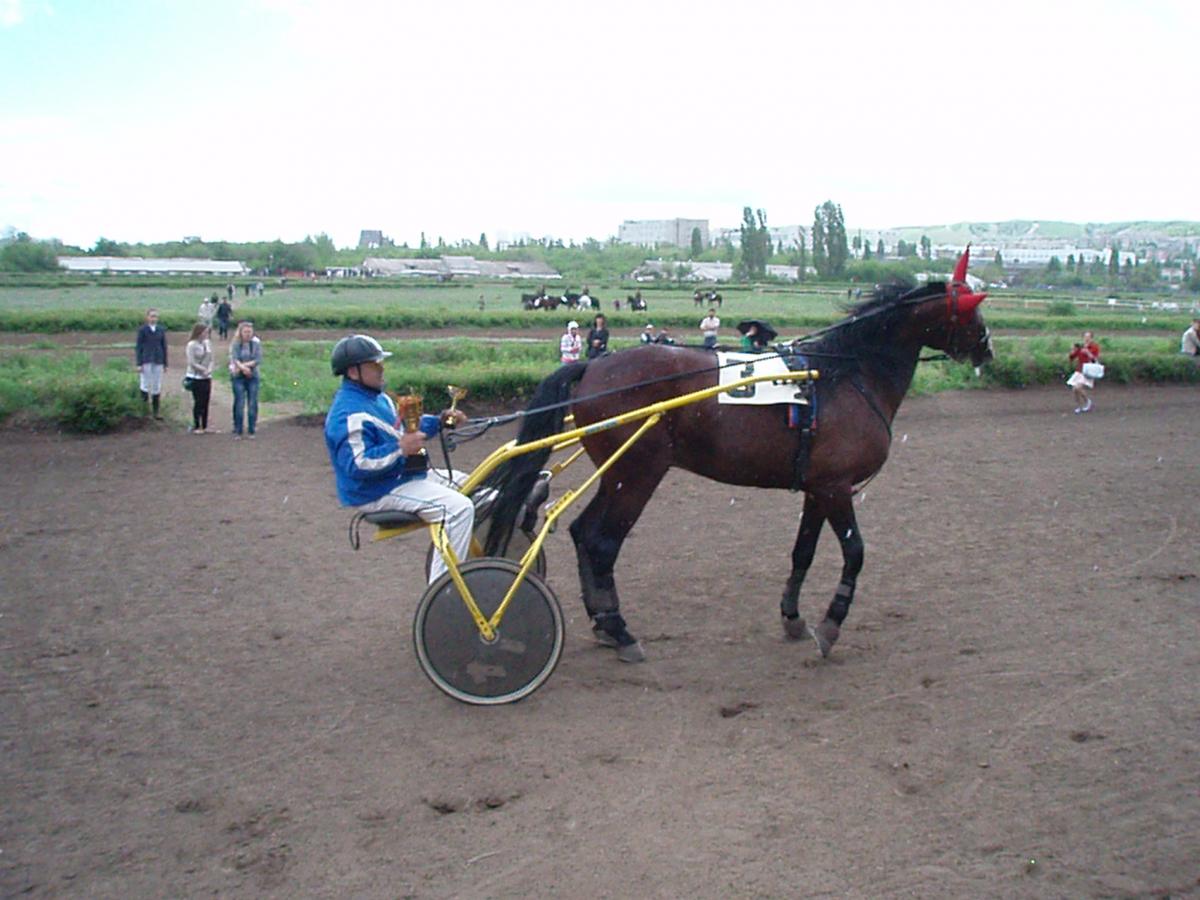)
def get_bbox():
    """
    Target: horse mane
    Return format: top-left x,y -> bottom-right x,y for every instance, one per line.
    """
797,280 -> 946,383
